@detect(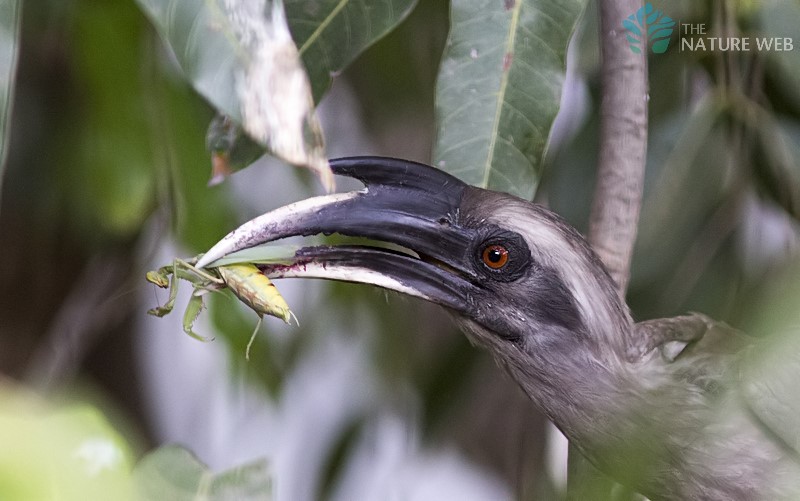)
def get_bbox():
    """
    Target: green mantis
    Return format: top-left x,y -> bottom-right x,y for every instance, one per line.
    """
146,257 -> 297,359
